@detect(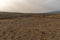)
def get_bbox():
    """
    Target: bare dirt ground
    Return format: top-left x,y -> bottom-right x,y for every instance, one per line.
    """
0,13 -> 60,40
